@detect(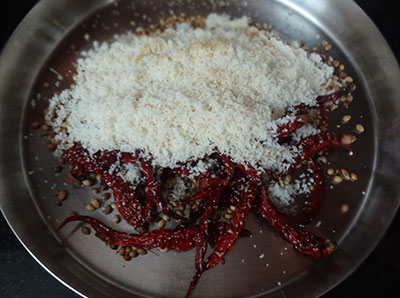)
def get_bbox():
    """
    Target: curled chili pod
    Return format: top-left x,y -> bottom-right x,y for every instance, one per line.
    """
256,186 -> 336,259
57,215 -> 201,250
294,131 -> 355,167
